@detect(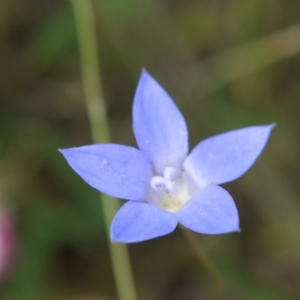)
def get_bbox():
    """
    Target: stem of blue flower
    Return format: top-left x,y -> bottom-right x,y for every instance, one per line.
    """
180,226 -> 223,300
71,1 -> 138,300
